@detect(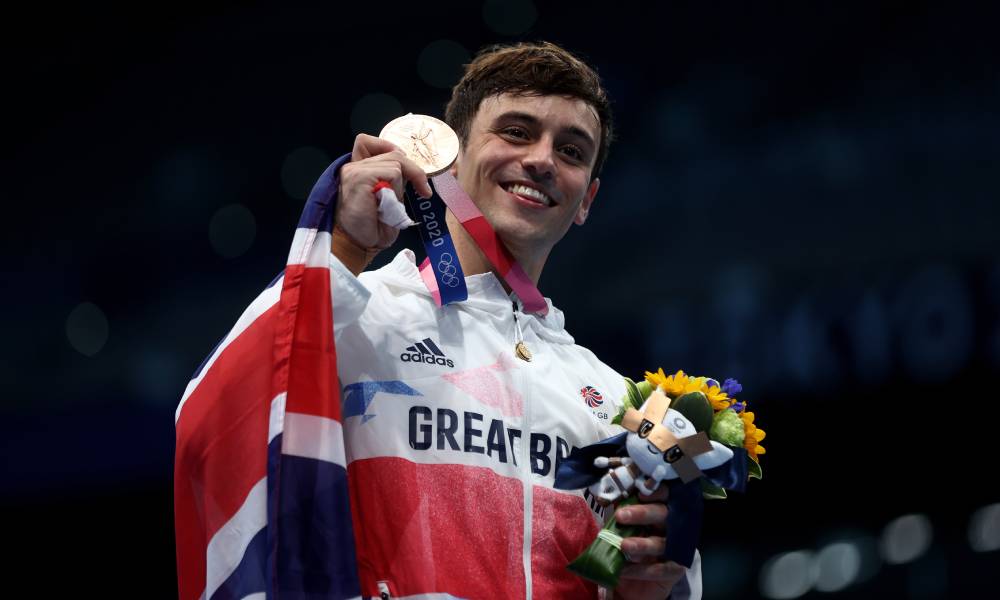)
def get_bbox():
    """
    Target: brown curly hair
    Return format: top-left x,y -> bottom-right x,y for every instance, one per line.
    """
444,41 -> 614,179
